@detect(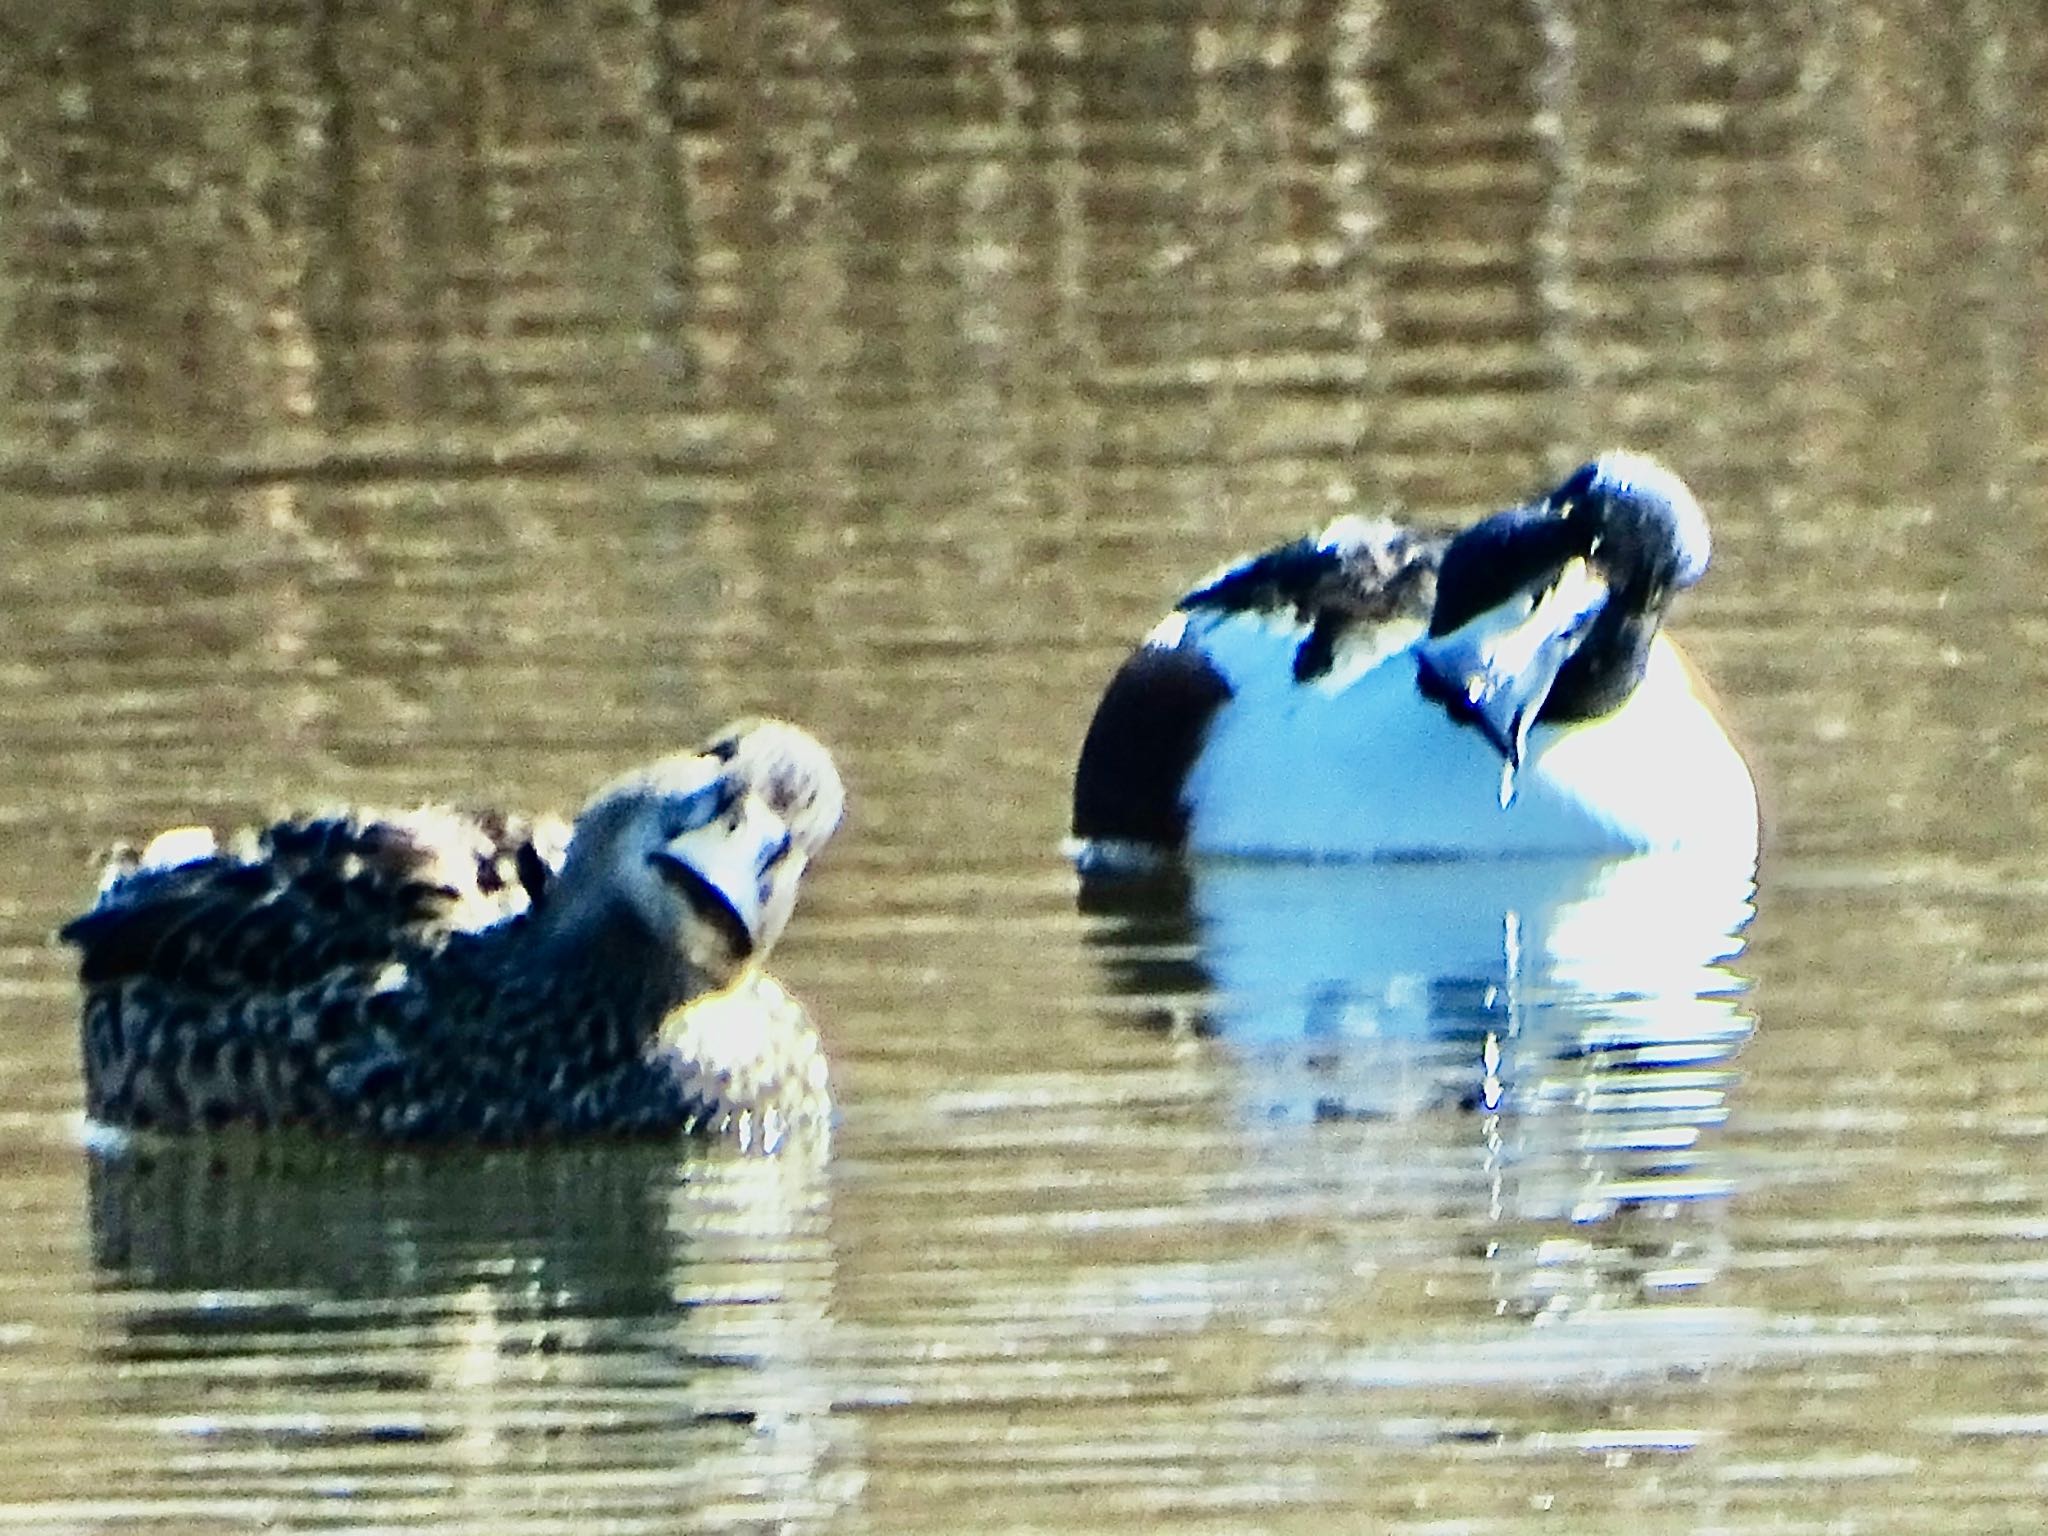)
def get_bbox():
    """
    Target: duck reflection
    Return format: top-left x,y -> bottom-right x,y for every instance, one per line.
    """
1082,851 -> 1756,1315
83,1136 -> 855,1525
